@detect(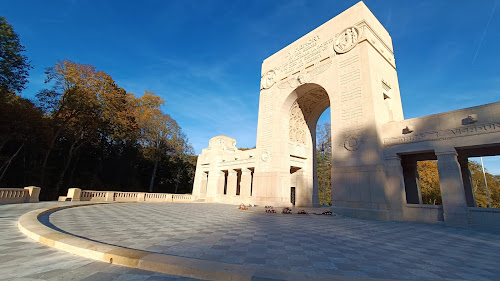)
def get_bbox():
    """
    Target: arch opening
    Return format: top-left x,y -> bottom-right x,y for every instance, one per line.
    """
283,83 -> 331,207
